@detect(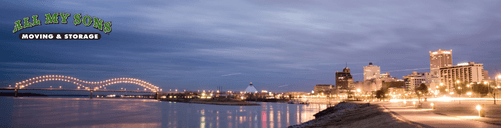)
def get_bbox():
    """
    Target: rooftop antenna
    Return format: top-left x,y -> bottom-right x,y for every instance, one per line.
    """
345,62 -> 347,68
